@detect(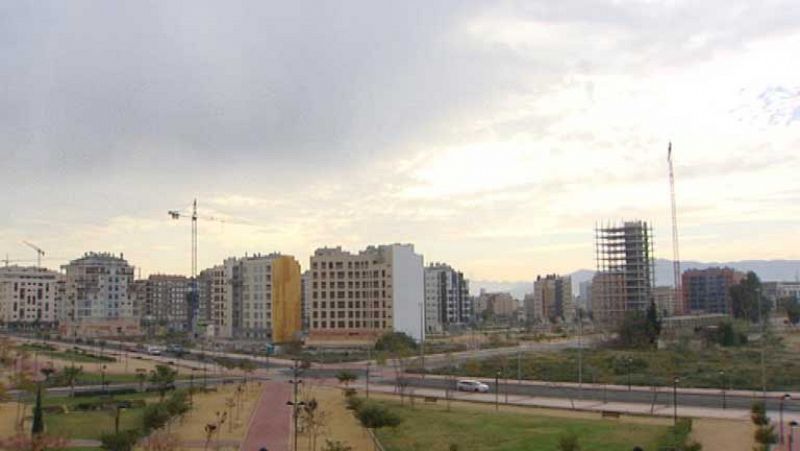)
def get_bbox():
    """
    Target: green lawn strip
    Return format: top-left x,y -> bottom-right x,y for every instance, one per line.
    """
20,345 -> 116,364
434,343 -> 800,391
44,407 -> 146,441
372,401 -> 667,451
42,391 -> 160,408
